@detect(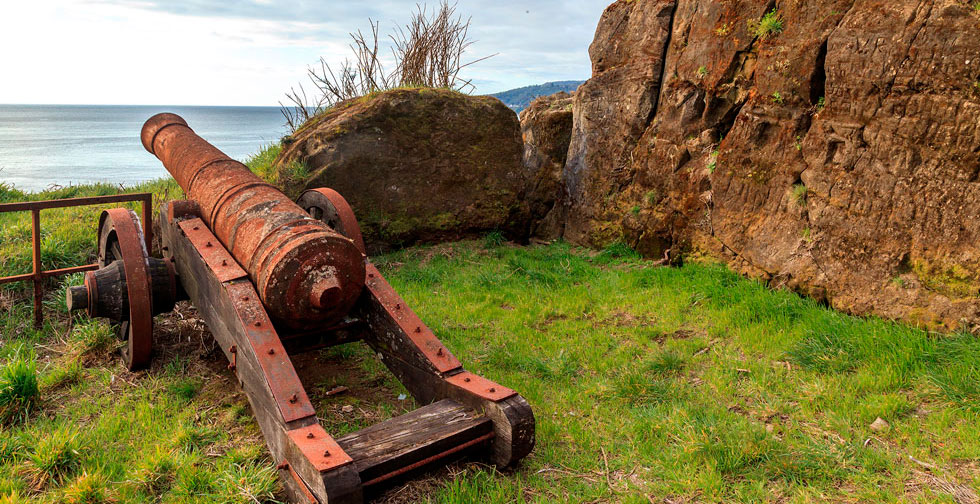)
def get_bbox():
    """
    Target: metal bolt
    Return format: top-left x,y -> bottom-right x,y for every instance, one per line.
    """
489,388 -> 497,393
255,321 -> 262,327
415,327 -> 422,333
289,393 -> 298,403
221,259 -> 227,266
206,241 -> 213,247
323,450 -> 331,457
193,226 -> 199,231
369,273 -> 375,278
437,348 -> 444,356
395,303 -> 401,310
464,377 -> 471,383
307,432 -> 314,439
268,348 -> 275,355
242,296 -> 249,301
